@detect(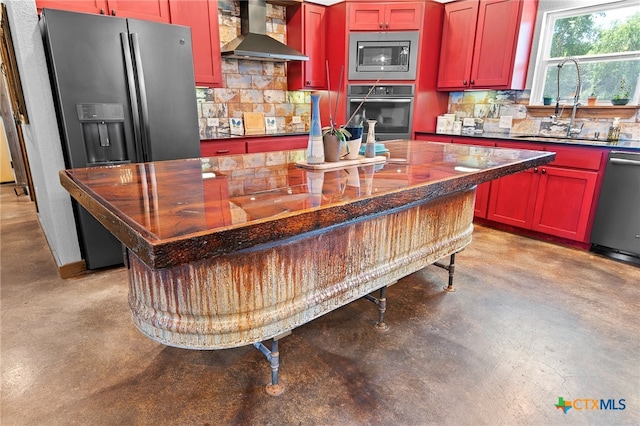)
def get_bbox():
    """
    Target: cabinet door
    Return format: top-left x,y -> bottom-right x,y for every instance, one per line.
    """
348,4 -> 385,30
287,3 -> 326,90
36,0 -> 108,14
487,168 -> 539,228
470,0 -> 521,88
170,0 -> 223,87
437,0 -> 478,90
531,167 -> 598,242
106,0 -> 170,22
385,2 -> 422,30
